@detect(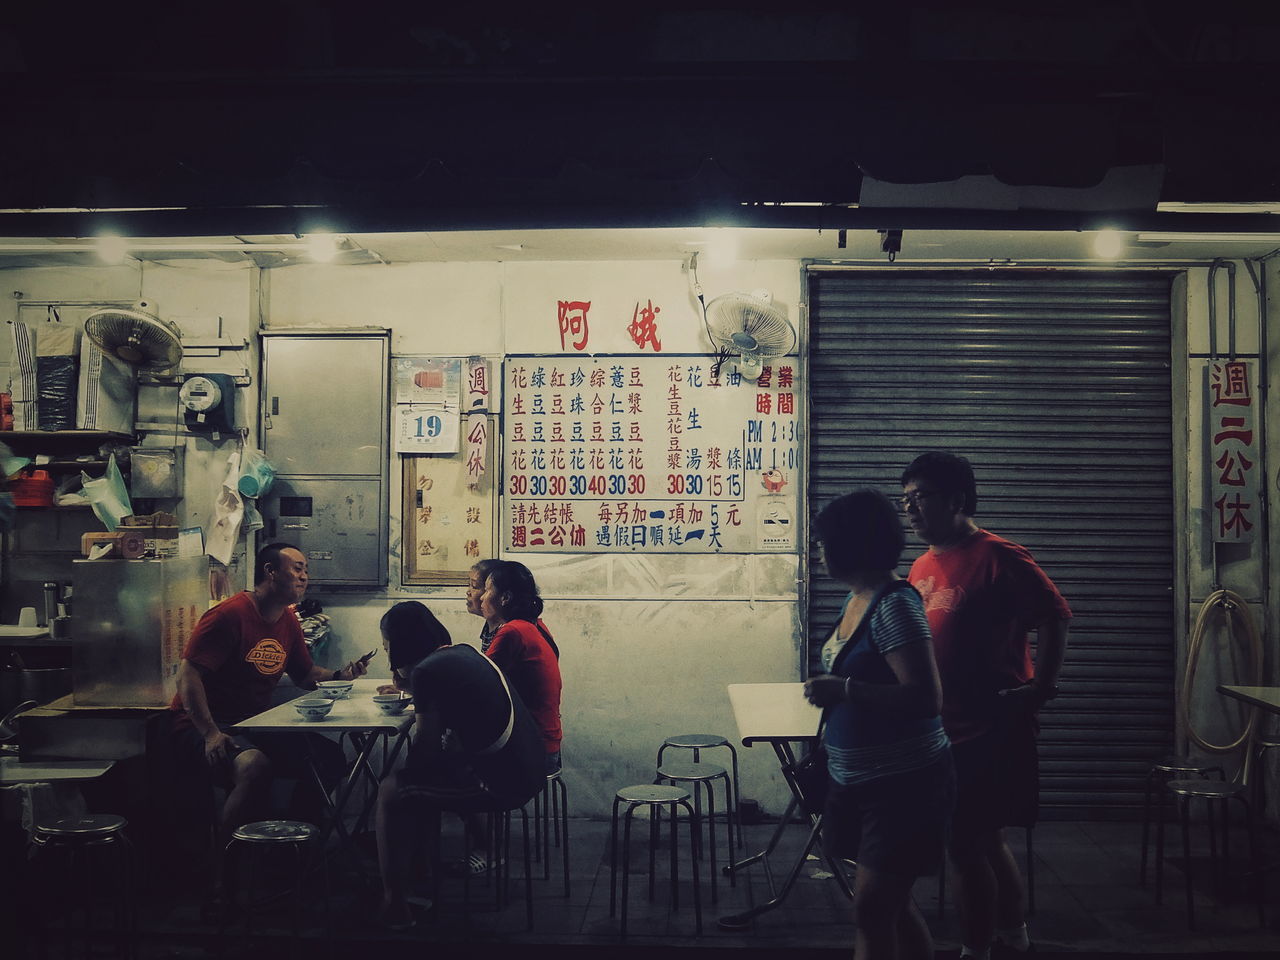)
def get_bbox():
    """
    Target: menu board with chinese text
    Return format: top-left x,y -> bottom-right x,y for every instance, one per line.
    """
502,355 -> 800,553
